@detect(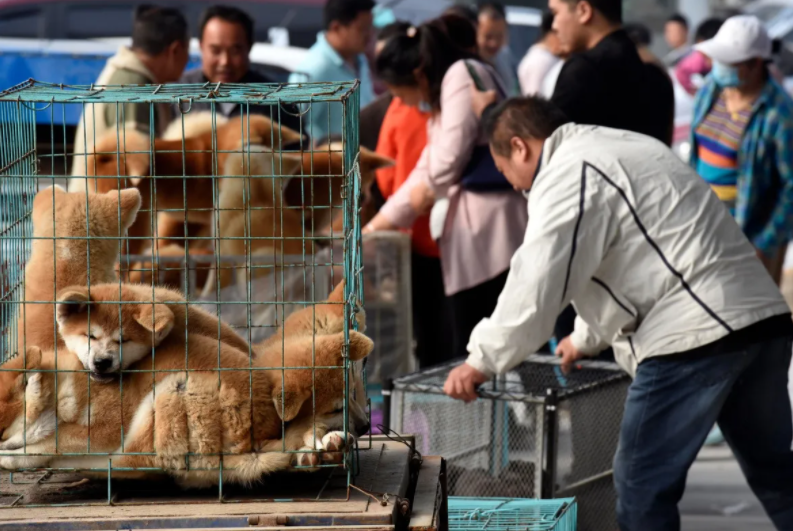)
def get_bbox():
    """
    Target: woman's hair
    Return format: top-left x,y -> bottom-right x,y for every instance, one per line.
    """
437,13 -> 478,52
694,18 -> 723,43
376,20 -> 412,43
376,16 -> 479,109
